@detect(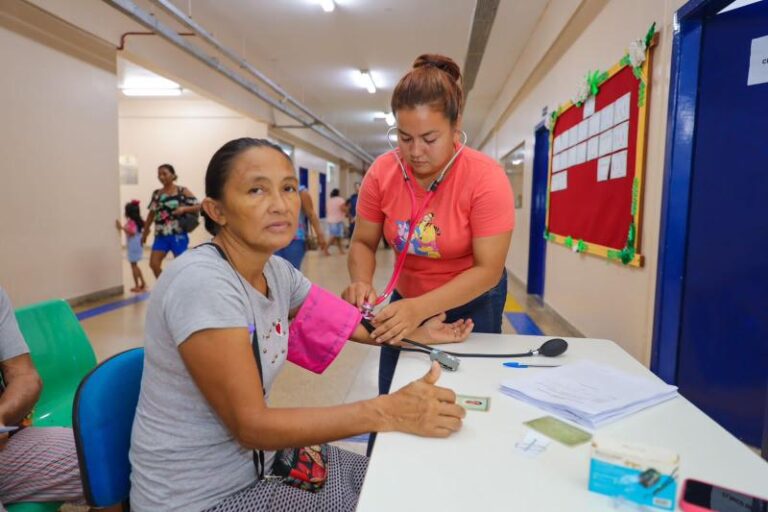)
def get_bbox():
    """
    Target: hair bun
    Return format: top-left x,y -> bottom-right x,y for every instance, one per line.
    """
412,54 -> 462,83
